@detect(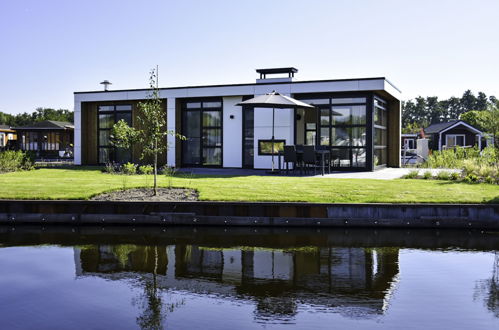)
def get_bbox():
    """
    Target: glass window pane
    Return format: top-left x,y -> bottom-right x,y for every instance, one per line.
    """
202,111 -> 221,127
331,106 -> 351,125
99,130 -> 110,146
375,128 -> 387,146
298,98 -> 329,105
99,114 -> 114,129
98,105 -> 114,112
116,112 -> 132,126
306,131 -> 316,145
351,105 -> 366,125
331,148 -> 350,167
203,147 -> 222,165
185,102 -> 202,109
320,109 -> 329,125
352,127 -> 366,146
456,136 -> 465,146
320,127 -> 330,146
182,138 -> 201,165
202,101 -> 222,108
306,123 -> 316,130
331,127 -> 349,146
351,148 -> 366,167
184,111 -> 201,138
99,147 -> 111,163
374,98 -> 387,109
331,97 -> 366,104
203,128 -> 222,146
374,148 -> 387,166
115,105 -> 132,111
